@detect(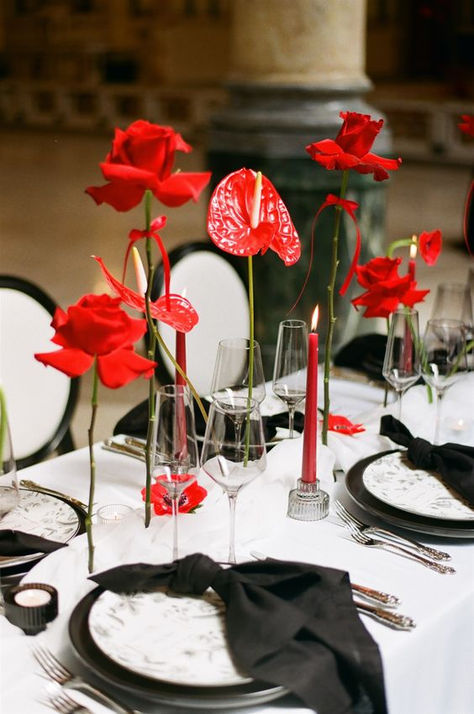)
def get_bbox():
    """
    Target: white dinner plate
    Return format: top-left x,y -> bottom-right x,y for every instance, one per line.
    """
362,451 -> 474,521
